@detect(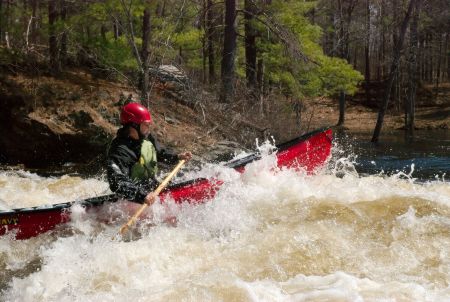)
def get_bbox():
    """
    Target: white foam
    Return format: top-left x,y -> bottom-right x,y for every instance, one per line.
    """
0,171 -> 110,210
2,149 -> 450,301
